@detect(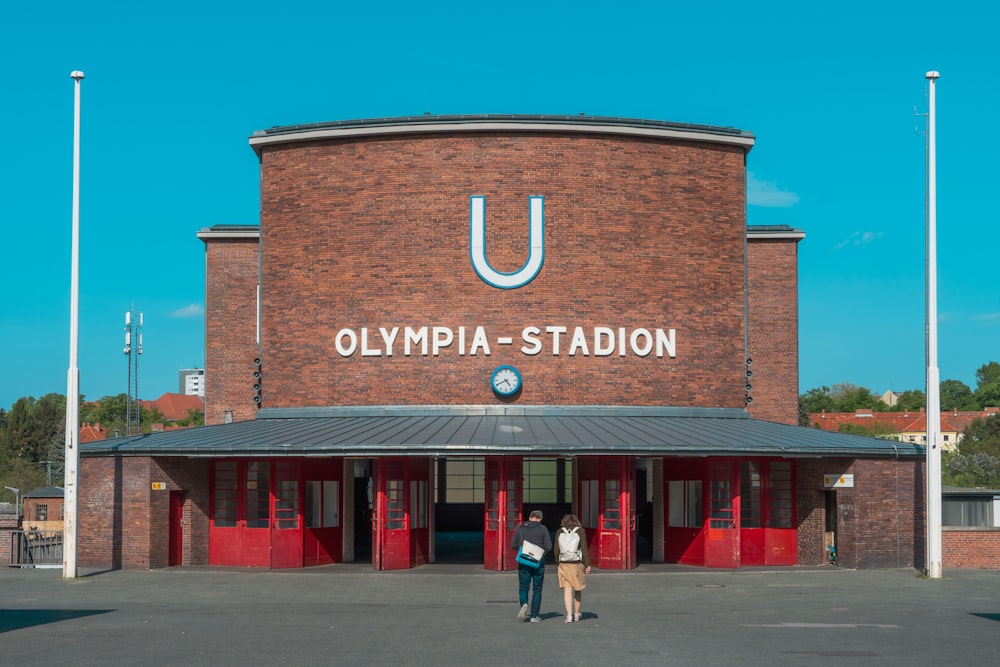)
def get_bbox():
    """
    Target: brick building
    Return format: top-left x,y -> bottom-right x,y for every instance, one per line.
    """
80,115 -> 925,571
